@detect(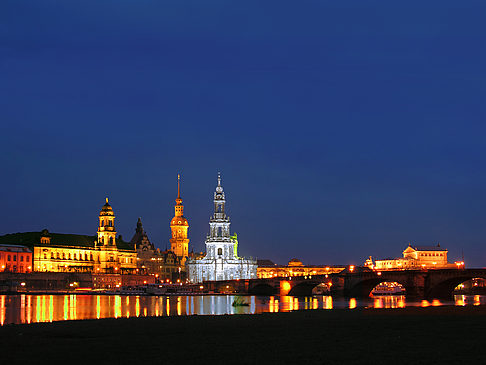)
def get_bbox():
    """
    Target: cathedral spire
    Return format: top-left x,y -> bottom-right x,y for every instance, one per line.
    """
177,174 -> 181,199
